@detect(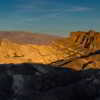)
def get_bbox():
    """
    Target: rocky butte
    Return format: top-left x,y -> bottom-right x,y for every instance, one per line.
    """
0,30 -> 99,71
